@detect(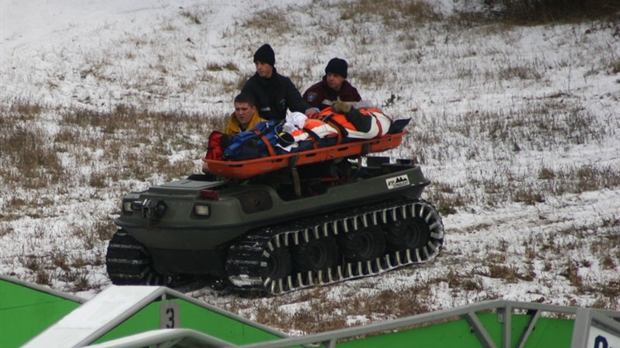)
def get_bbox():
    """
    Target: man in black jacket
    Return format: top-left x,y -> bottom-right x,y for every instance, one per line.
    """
241,44 -> 319,121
